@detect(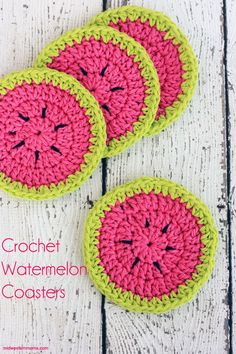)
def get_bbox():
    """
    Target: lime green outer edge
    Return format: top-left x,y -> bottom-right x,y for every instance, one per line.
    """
0,68 -> 106,200
88,5 -> 198,137
34,25 -> 160,157
83,177 -> 218,314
